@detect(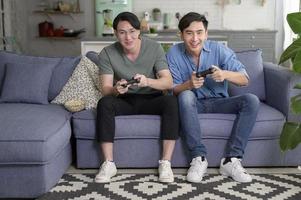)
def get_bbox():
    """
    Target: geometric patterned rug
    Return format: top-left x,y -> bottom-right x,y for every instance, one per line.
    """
37,174 -> 301,200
